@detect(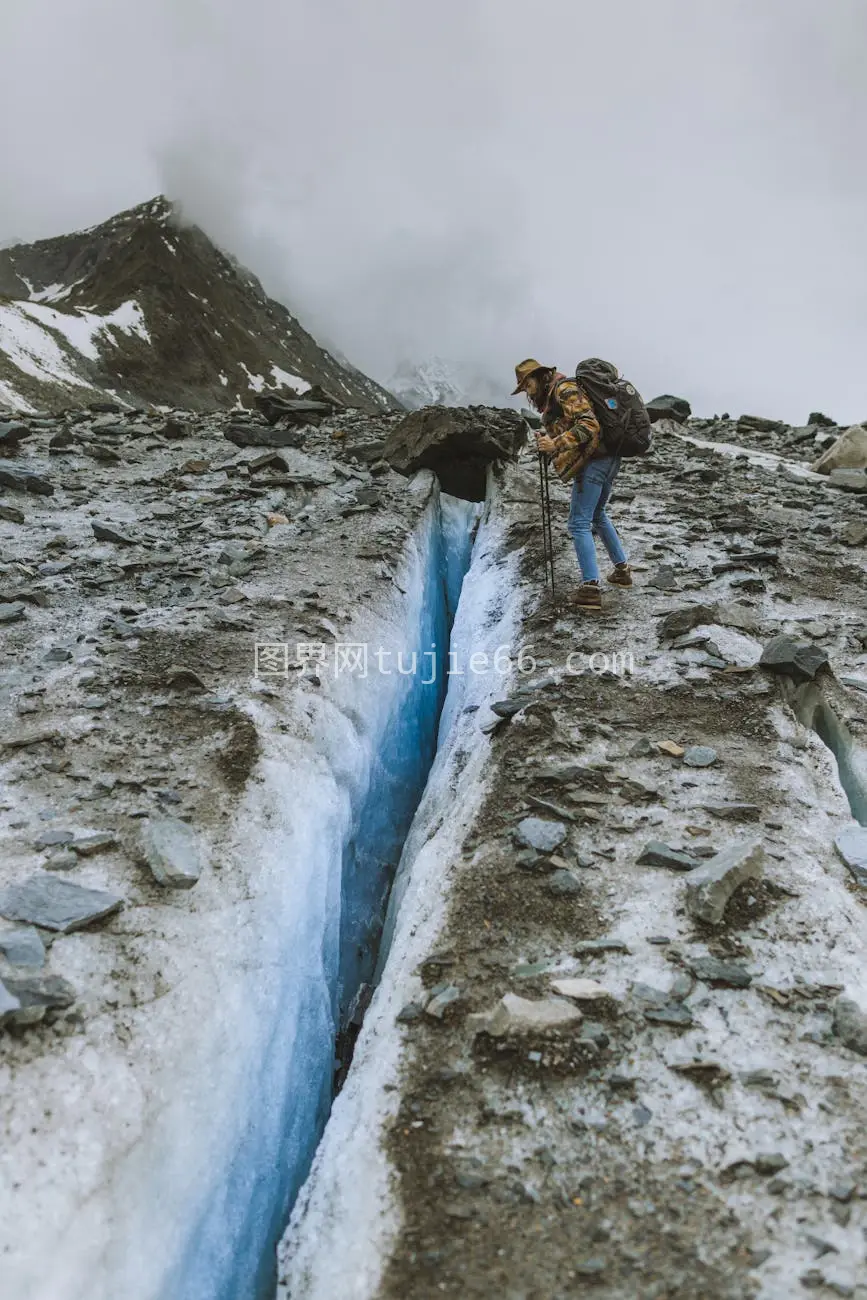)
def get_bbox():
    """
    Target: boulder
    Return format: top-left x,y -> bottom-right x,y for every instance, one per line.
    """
383,405 -> 526,502
0,421 -> 31,447
840,521 -> 867,547
224,424 -> 305,450
646,395 -> 691,425
812,424 -> 867,474
684,839 -> 764,925
828,468 -> 867,493
141,816 -> 204,889
808,411 -> 837,428
759,635 -> 829,683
